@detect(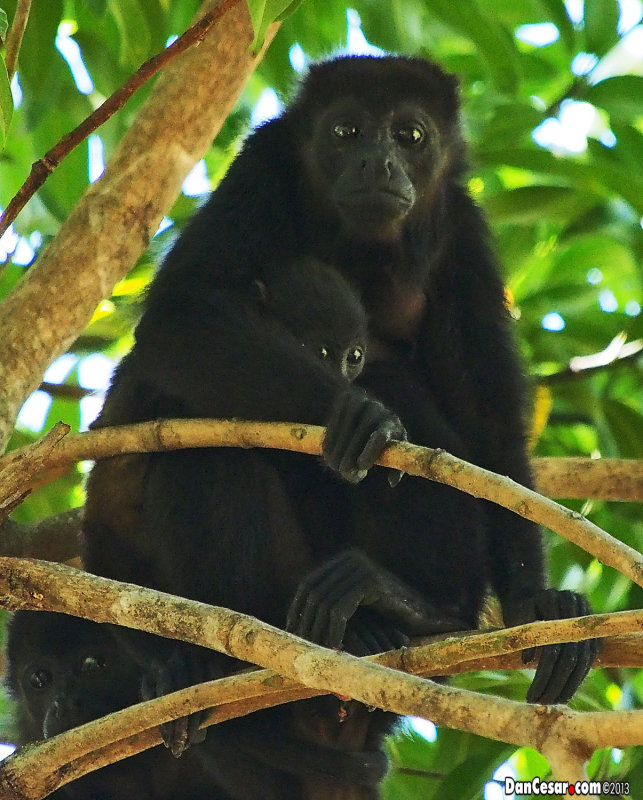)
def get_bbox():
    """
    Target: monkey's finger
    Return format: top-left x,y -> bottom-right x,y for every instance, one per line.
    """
554,639 -> 595,704
338,404 -> 394,481
323,391 -> 366,476
357,417 -> 406,475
